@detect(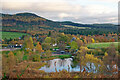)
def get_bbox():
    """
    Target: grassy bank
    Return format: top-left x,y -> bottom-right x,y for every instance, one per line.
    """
41,54 -> 72,60
53,54 -> 72,59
